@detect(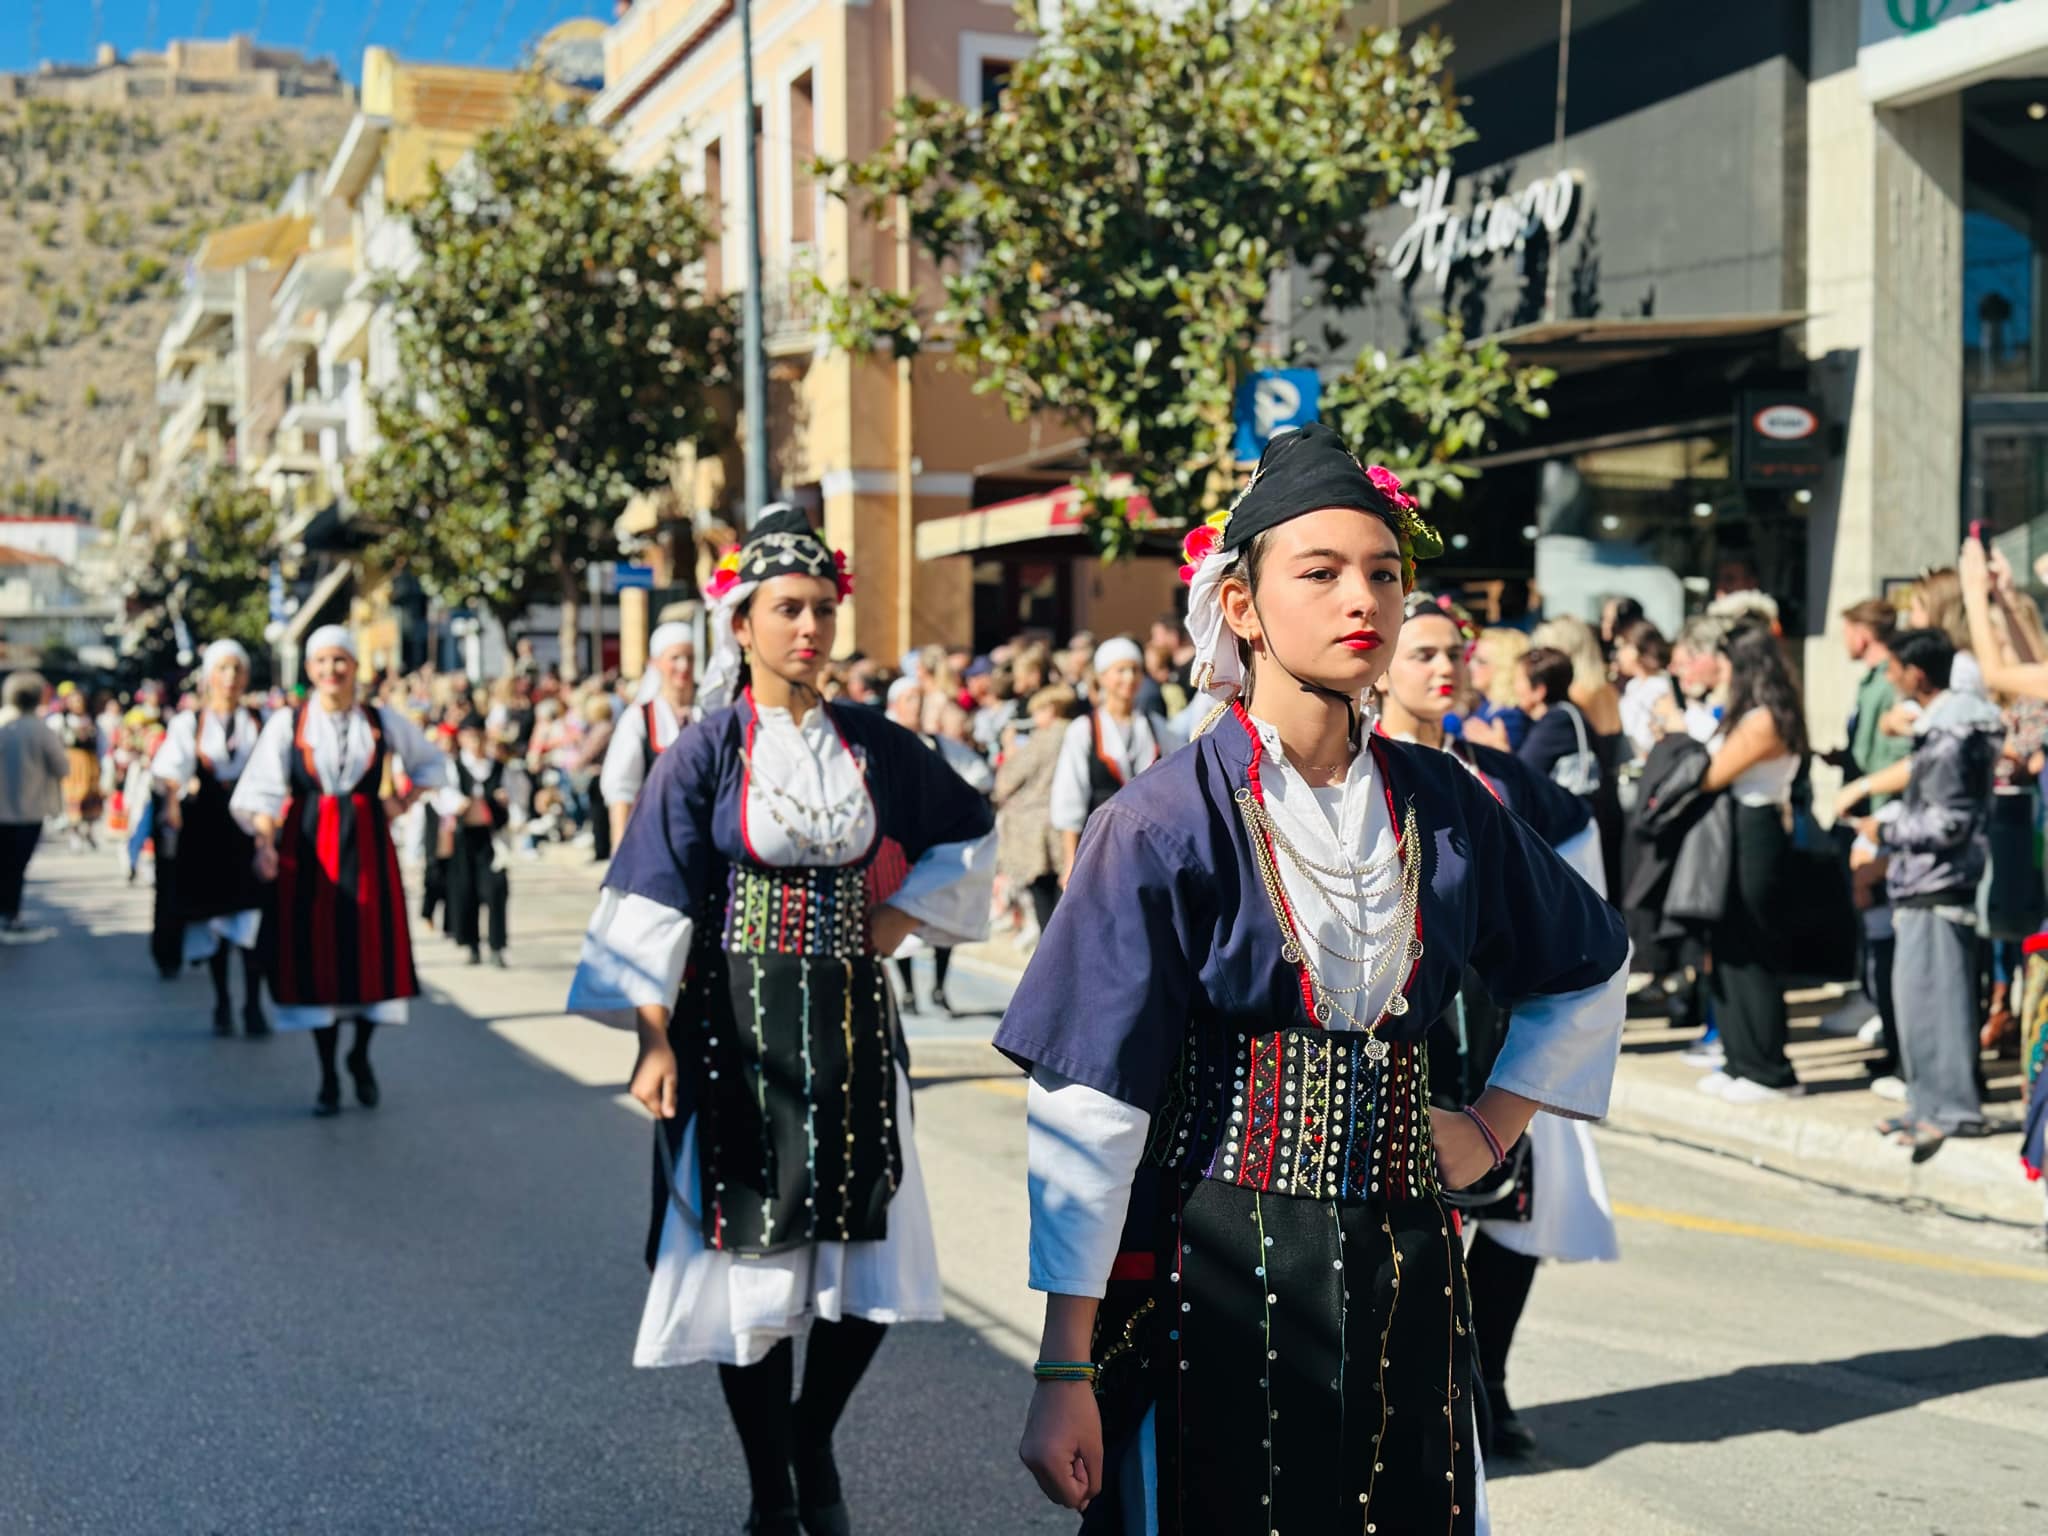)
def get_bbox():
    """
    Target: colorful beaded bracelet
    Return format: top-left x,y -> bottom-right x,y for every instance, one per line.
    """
1462,1104 -> 1508,1170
